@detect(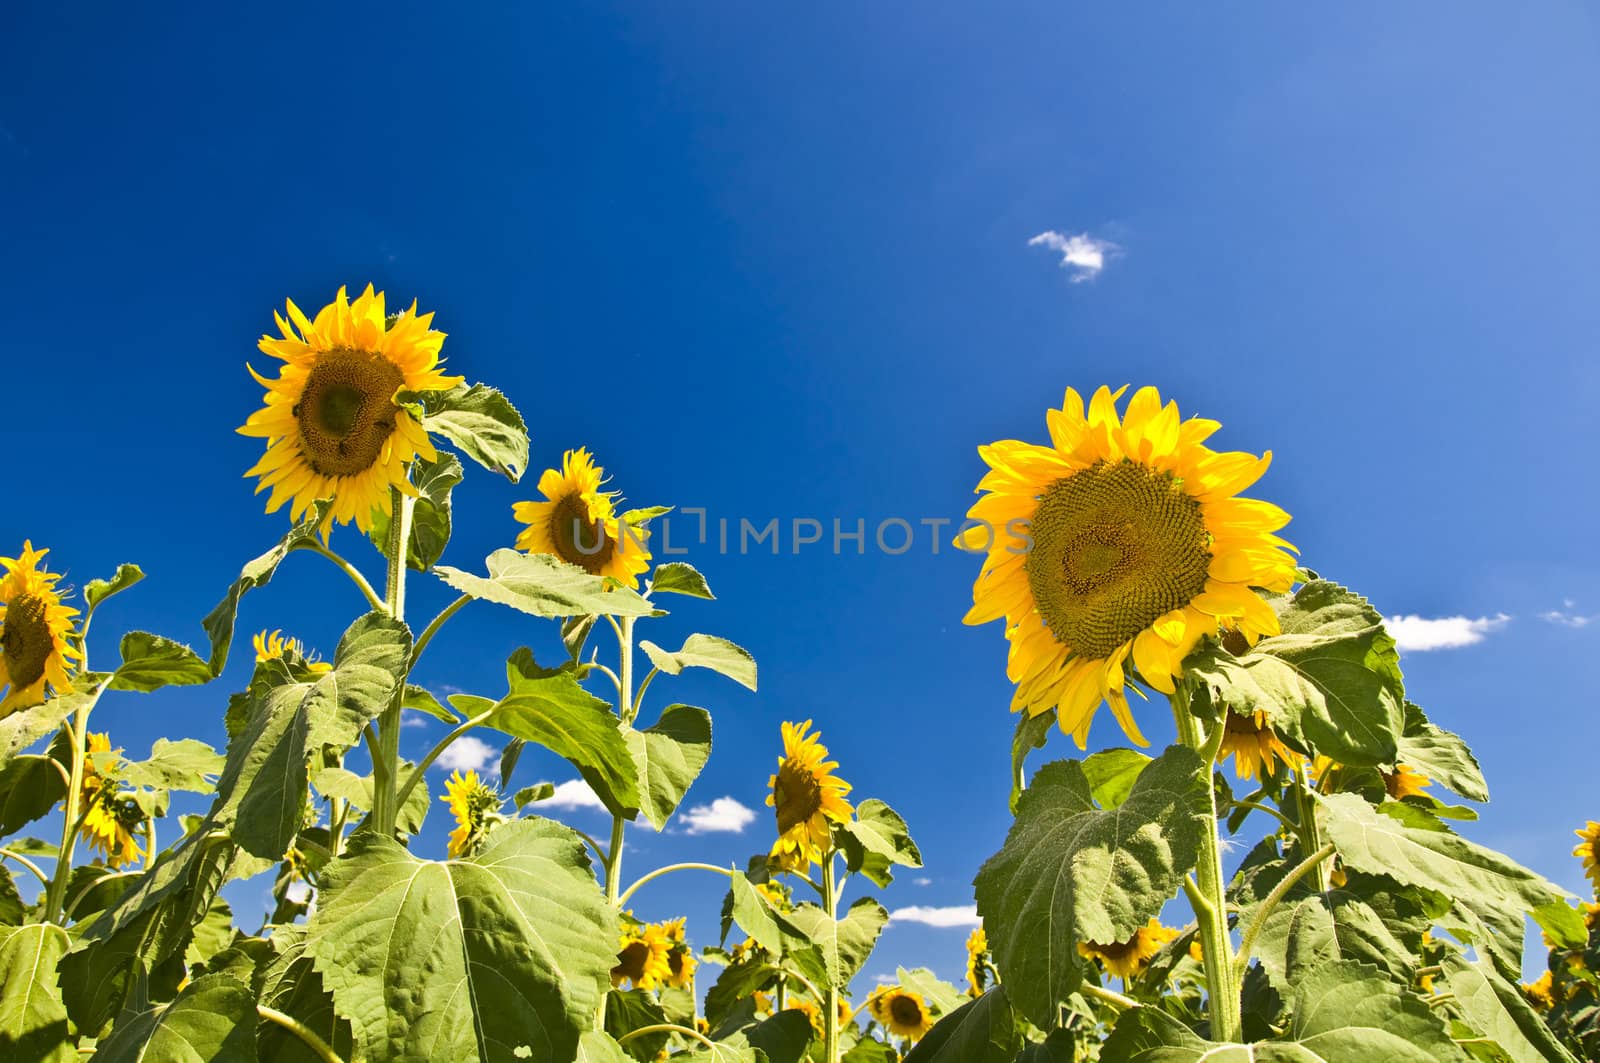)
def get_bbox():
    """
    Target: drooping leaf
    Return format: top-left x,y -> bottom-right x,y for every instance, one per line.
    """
1009,709 -> 1055,812
0,753 -> 68,835
1081,749 -> 1152,809
1249,885 -> 1420,989
1394,702 -> 1488,803
639,634 -> 757,692
0,922 -> 73,1062
120,738 -> 224,794
306,818 -> 616,1063
200,505 -> 327,674
783,898 -> 887,989
368,451 -> 464,571
110,632 -> 212,693
650,562 -> 715,599
399,382 -> 529,482
1445,958 -> 1580,1063
902,987 -> 1020,1063
95,972 -> 256,1063
973,746 -> 1207,1027
84,564 -> 144,616
513,782 -> 556,810
403,683 -> 459,725
301,611 -> 411,750
577,1031 -> 635,1063
895,967 -> 965,1017
1186,581 -> 1405,767
0,676 -> 102,771
605,988 -> 669,1062
627,704 -> 712,830
838,799 -> 922,879
485,669 -> 640,816
257,928 -> 356,1063
0,868 -> 24,925
437,548 -> 654,618
745,1010 -> 811,1063
1532,900 -> 1588,951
